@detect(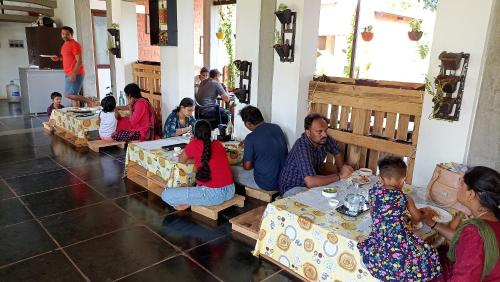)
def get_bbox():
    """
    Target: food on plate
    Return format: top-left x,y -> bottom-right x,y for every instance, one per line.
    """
323,188 -> 337,193
420,206 -> 442,221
